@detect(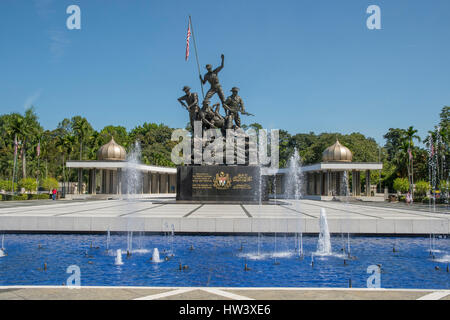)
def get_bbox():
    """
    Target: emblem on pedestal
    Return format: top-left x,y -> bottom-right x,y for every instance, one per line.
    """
213,172 -> 231,189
